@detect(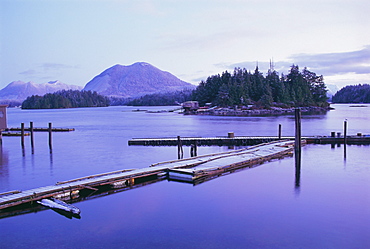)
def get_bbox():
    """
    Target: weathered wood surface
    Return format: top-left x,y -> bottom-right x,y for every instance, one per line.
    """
0,140 -> 297,210
168,141 -> 295,180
